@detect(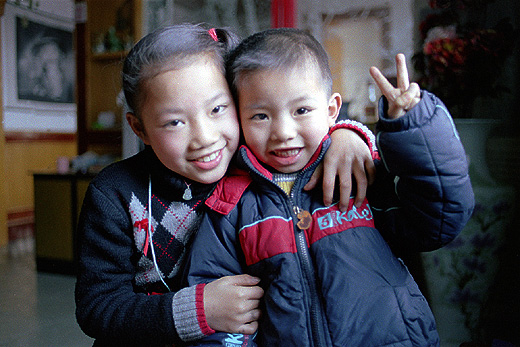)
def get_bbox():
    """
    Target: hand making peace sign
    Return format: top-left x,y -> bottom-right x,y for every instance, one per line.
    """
369,53 -> 421,119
